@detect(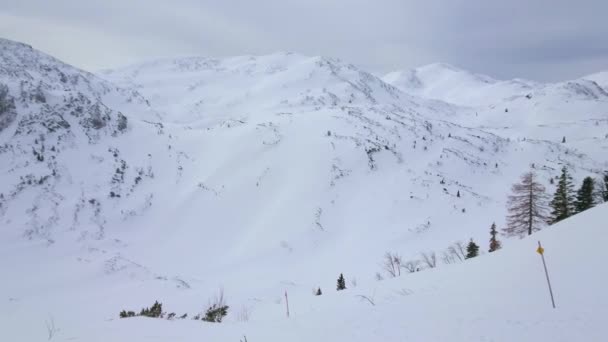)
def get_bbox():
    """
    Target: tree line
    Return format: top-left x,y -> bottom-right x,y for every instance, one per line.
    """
505,167 -> 607,237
